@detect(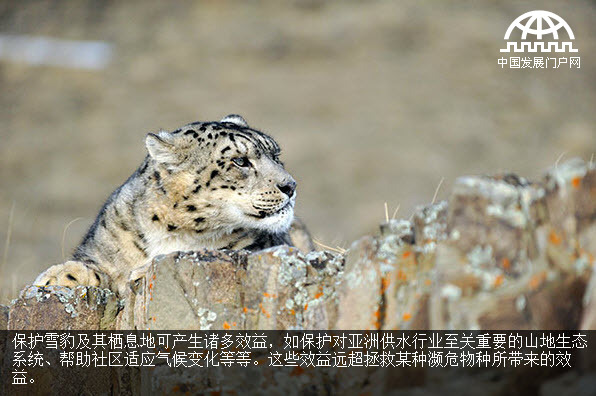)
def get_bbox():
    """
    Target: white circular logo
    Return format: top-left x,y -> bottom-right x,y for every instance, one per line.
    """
504,10 -> 574,40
